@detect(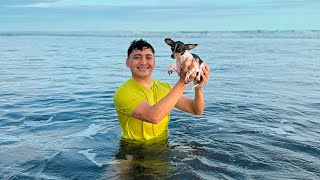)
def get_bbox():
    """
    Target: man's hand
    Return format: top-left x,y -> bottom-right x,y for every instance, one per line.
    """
179,57 -> 197,84
193,62 -> 210,89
